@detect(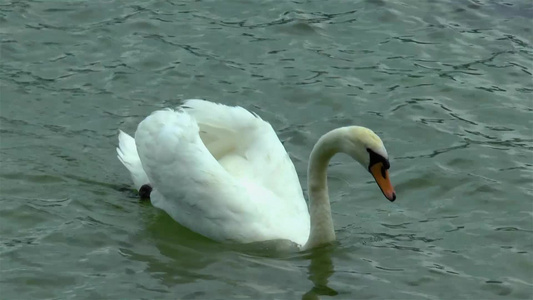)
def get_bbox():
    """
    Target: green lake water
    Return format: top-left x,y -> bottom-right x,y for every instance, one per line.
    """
1,0 -> 532,299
